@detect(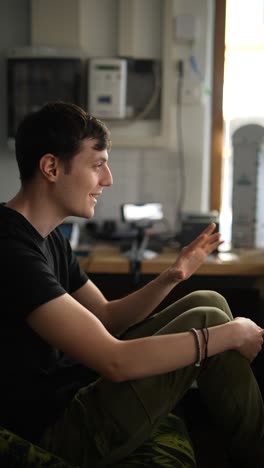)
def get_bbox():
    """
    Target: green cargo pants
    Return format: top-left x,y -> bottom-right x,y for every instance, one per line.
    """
40,291 -> 264,467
